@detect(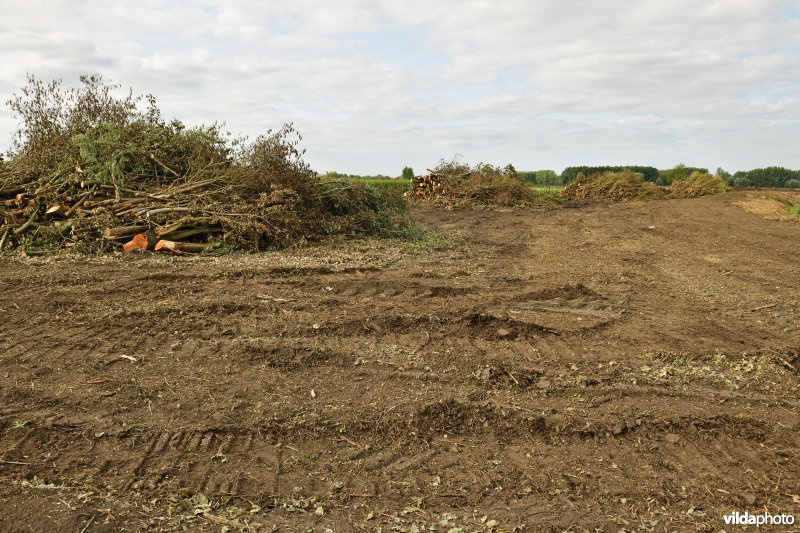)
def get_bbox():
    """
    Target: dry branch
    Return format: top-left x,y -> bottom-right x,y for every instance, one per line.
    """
201,512 -> 242,530
149,152 -> 180,177
64,187 -> 96,217
13,208 -> 39,235
103,225 -> 149,239
0,227 -> 9,251
142,207 -> 190,217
